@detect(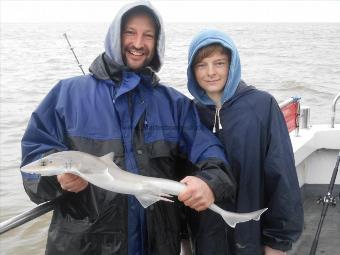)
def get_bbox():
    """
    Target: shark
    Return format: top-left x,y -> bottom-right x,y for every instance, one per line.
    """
21,150 -> 267,228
